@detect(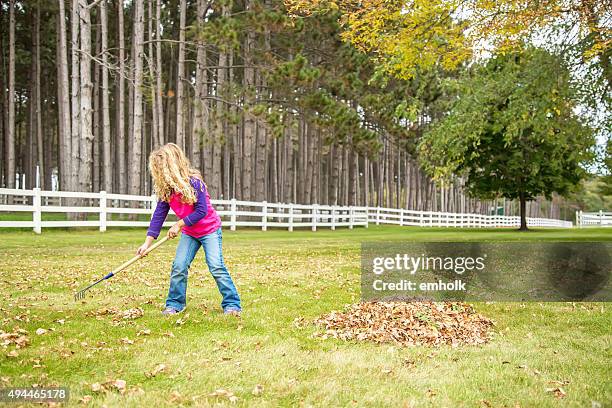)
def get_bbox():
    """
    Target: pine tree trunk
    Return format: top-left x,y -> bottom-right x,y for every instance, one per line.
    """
127,23 -> 134,188
175,0 -> 186,149
155,0 -> 164,146
223,48 -> 234,199
230,50 -> 241,200
192,0 -> 207,169
117,0 -> 126,193
70,0 -> 80,191
57,0 -> 71,191
27,10 -> 35,188
34,2 -> 44,188
330,143 -> 340,205
0,23 -> 5,187
271,136 -> 278,202
254,68 -> 267,201
100,0 -> 112,191
283,125 -> 293,203
147,0 -> 158,150
303,123 -> 313,203
78,0 -> 93,192
6,0 -> 15,189
364,157 -> 370,207
242,0 -> 255,201
348,146 -> 357,206
130,0 -> 144,195
93,27 -> 100,192
212,8 -> 227,198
